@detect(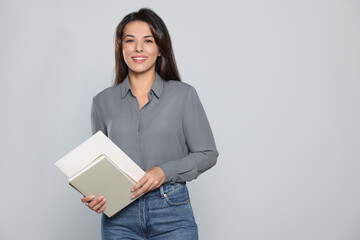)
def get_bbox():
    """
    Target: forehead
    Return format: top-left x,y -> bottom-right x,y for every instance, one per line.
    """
123,21 -> 152,36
